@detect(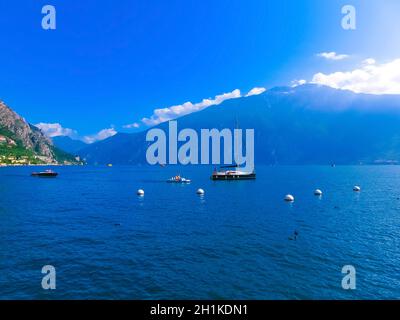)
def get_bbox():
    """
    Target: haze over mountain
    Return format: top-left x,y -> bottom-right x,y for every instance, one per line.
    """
78,84 -> 400,165
0,100 -> 80,165
52,136 -> 88,155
